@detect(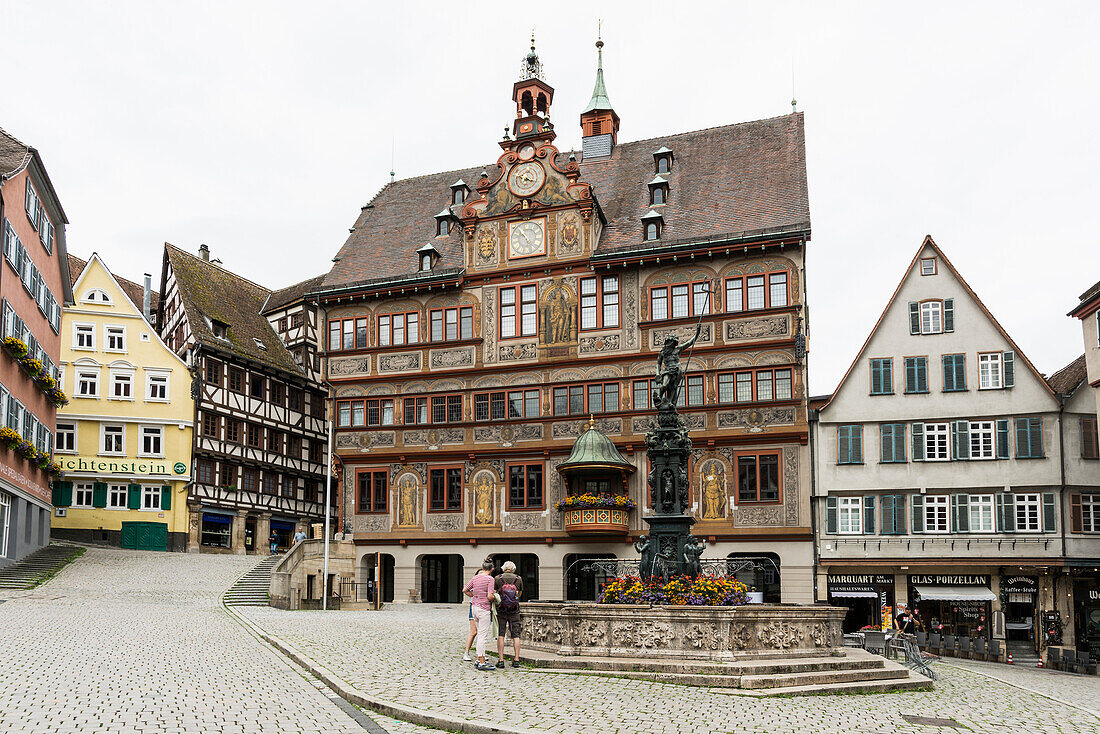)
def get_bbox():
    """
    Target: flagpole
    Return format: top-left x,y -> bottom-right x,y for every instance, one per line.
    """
322,418 -> 333,611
